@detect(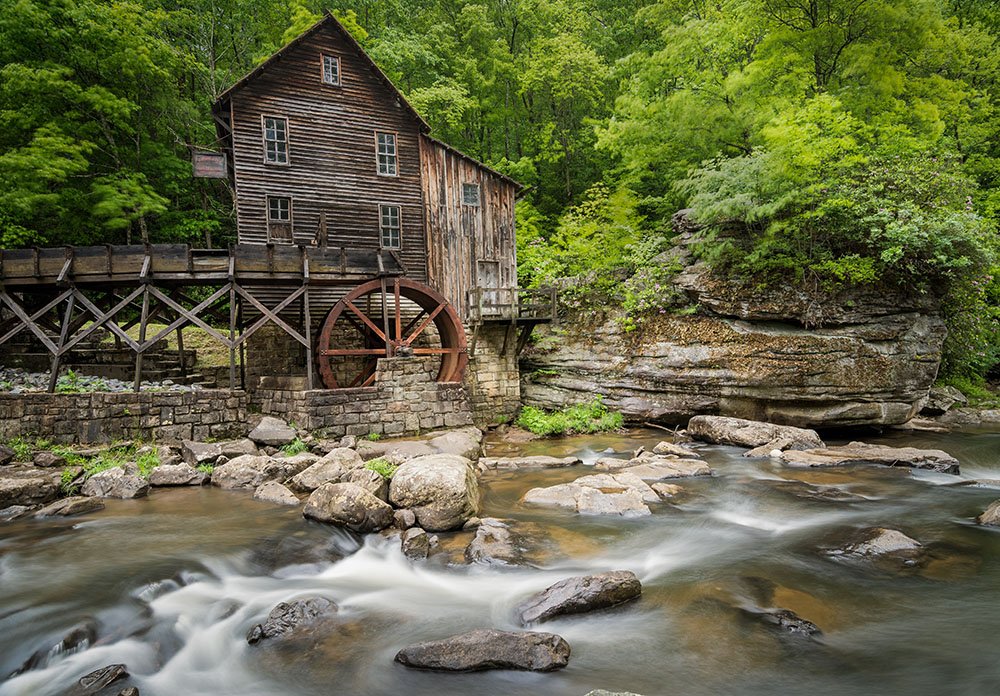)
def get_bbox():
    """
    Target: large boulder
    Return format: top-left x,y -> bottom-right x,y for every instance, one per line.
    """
253,481 -> 300,506
516,571 -> 642,625
181,440 -> 222,466
521,257 -> 945,429
976,500 -> 1000,526
303,482 -> 394,532
248,416 -> 297,447
287,448 -> 364,493
342,468 -> 388,501
0,466 -> 61,507
920,385 -> 968,416
686,416 -> 823,451
148,463 -> 207,487
211,455 -> 310,490
0,444 -> 14,466
357,439 -> 434,462
781,442 -> 960,474
394,629 -> 570,672
246,597 -> 337,644
81,467 -> 149,499
218,438 -> 260,459
427,427 -> 483,461
388,454 -> 479,531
